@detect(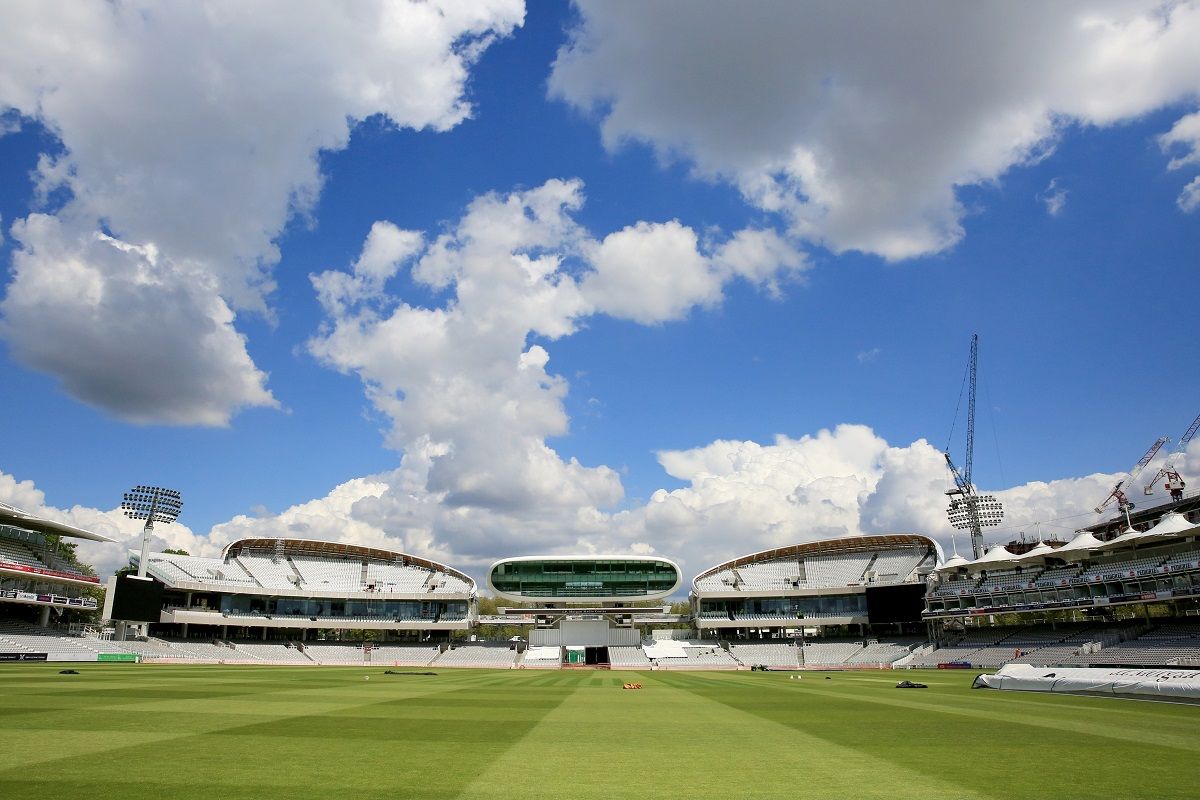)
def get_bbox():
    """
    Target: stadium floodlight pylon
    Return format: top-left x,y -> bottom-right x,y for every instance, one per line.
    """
121,486 -> 182,578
